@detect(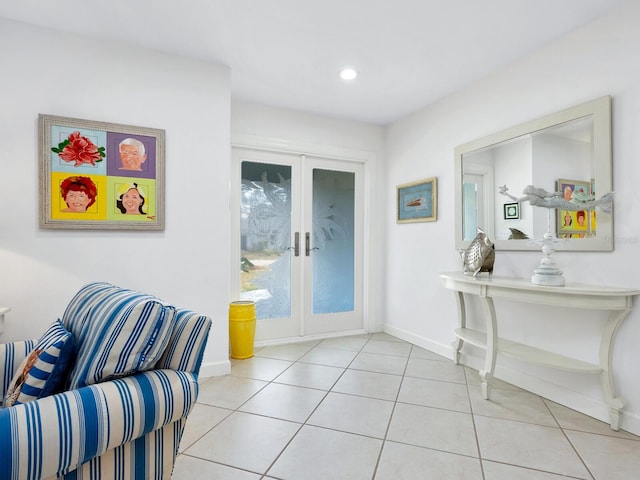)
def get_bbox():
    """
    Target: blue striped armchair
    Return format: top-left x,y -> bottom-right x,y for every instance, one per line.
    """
0,283 -> 212,479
